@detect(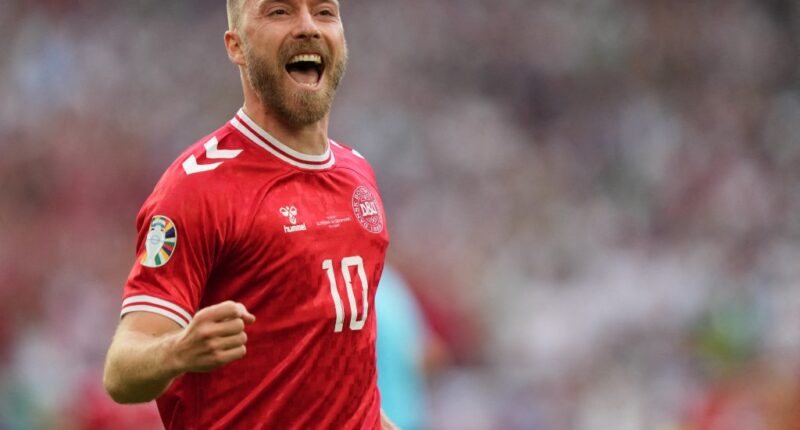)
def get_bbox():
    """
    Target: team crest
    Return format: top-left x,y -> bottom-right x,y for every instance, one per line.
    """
352,186 -> 384,234
140,215 -> 177,268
